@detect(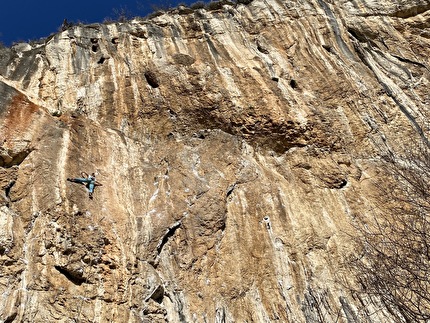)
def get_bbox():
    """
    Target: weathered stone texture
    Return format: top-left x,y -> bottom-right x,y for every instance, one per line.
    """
0,0 -> 429,321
